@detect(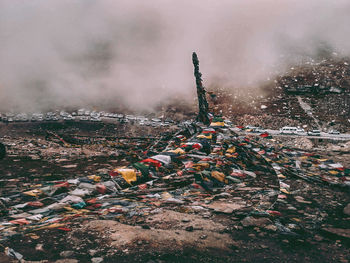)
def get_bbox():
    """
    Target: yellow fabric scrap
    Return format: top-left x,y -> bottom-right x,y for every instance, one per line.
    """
117,168 -> 137,185
23,189 -> 42,197
280,188 -> 290,194
35,223 -> 65,231
193,163 -> 210,171
88,175 -> 101,182
211,171 -> 228,184
64,206 -> 80,213
210,122 -> 225,127
329,170 -> 339,175
226,146 -> 236,154
169,148 -> 185,154
197,134 -> 213,139
277,174 -> 286,179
